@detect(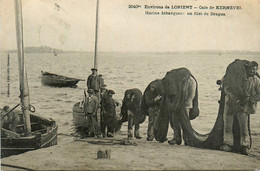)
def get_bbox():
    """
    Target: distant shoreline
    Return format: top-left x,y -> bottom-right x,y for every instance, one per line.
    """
2,50 -> 260,55
1,46 -> 260,54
